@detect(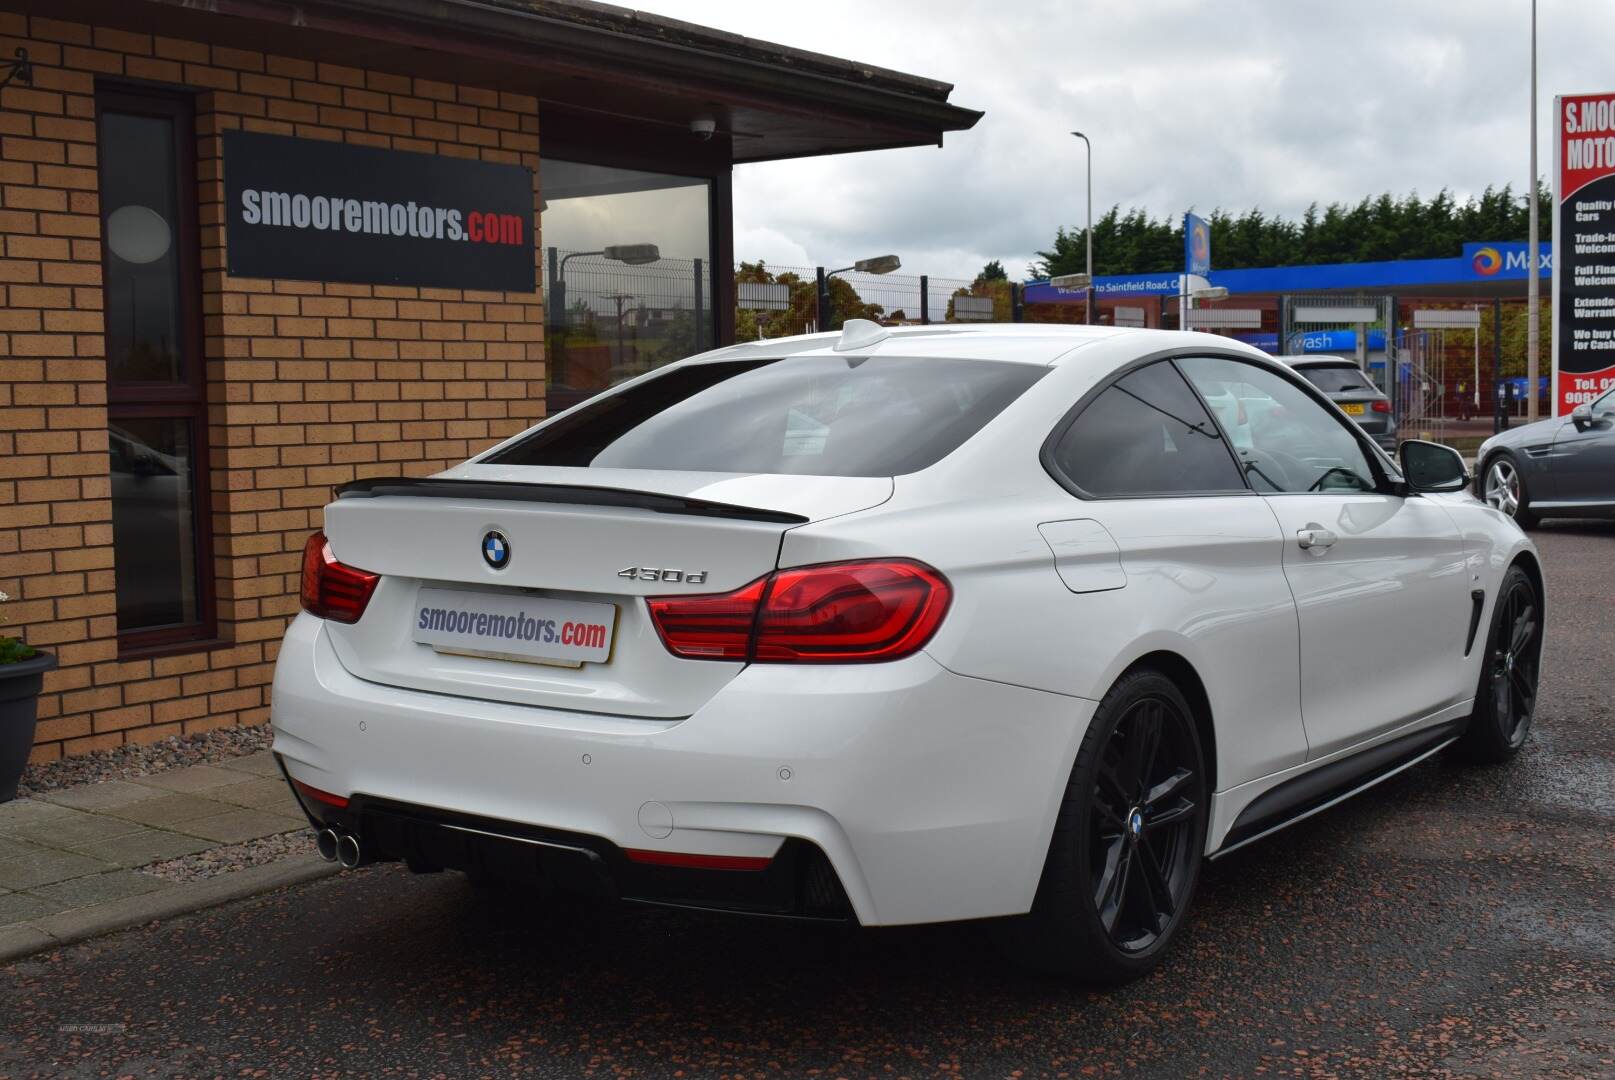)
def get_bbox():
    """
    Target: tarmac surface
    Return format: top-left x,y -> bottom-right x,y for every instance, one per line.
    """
2,522 -> 1611,1079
